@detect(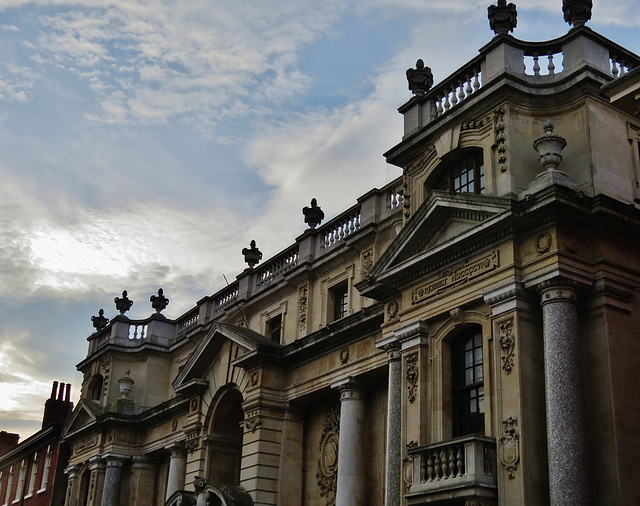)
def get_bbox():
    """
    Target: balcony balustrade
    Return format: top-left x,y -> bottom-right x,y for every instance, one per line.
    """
406,436 -> 497,505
